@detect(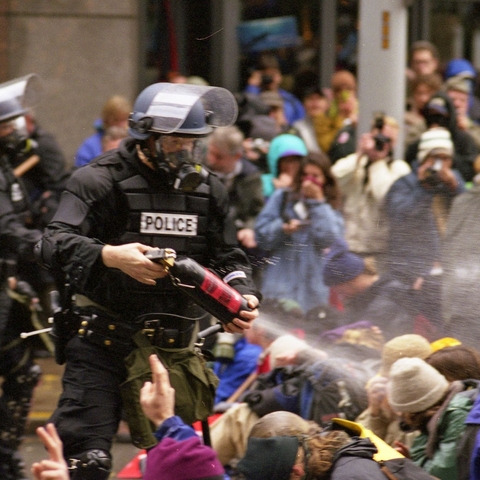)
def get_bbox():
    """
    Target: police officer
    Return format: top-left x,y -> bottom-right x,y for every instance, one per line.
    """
0,81 -> 44,479
36,83 -> 260,479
